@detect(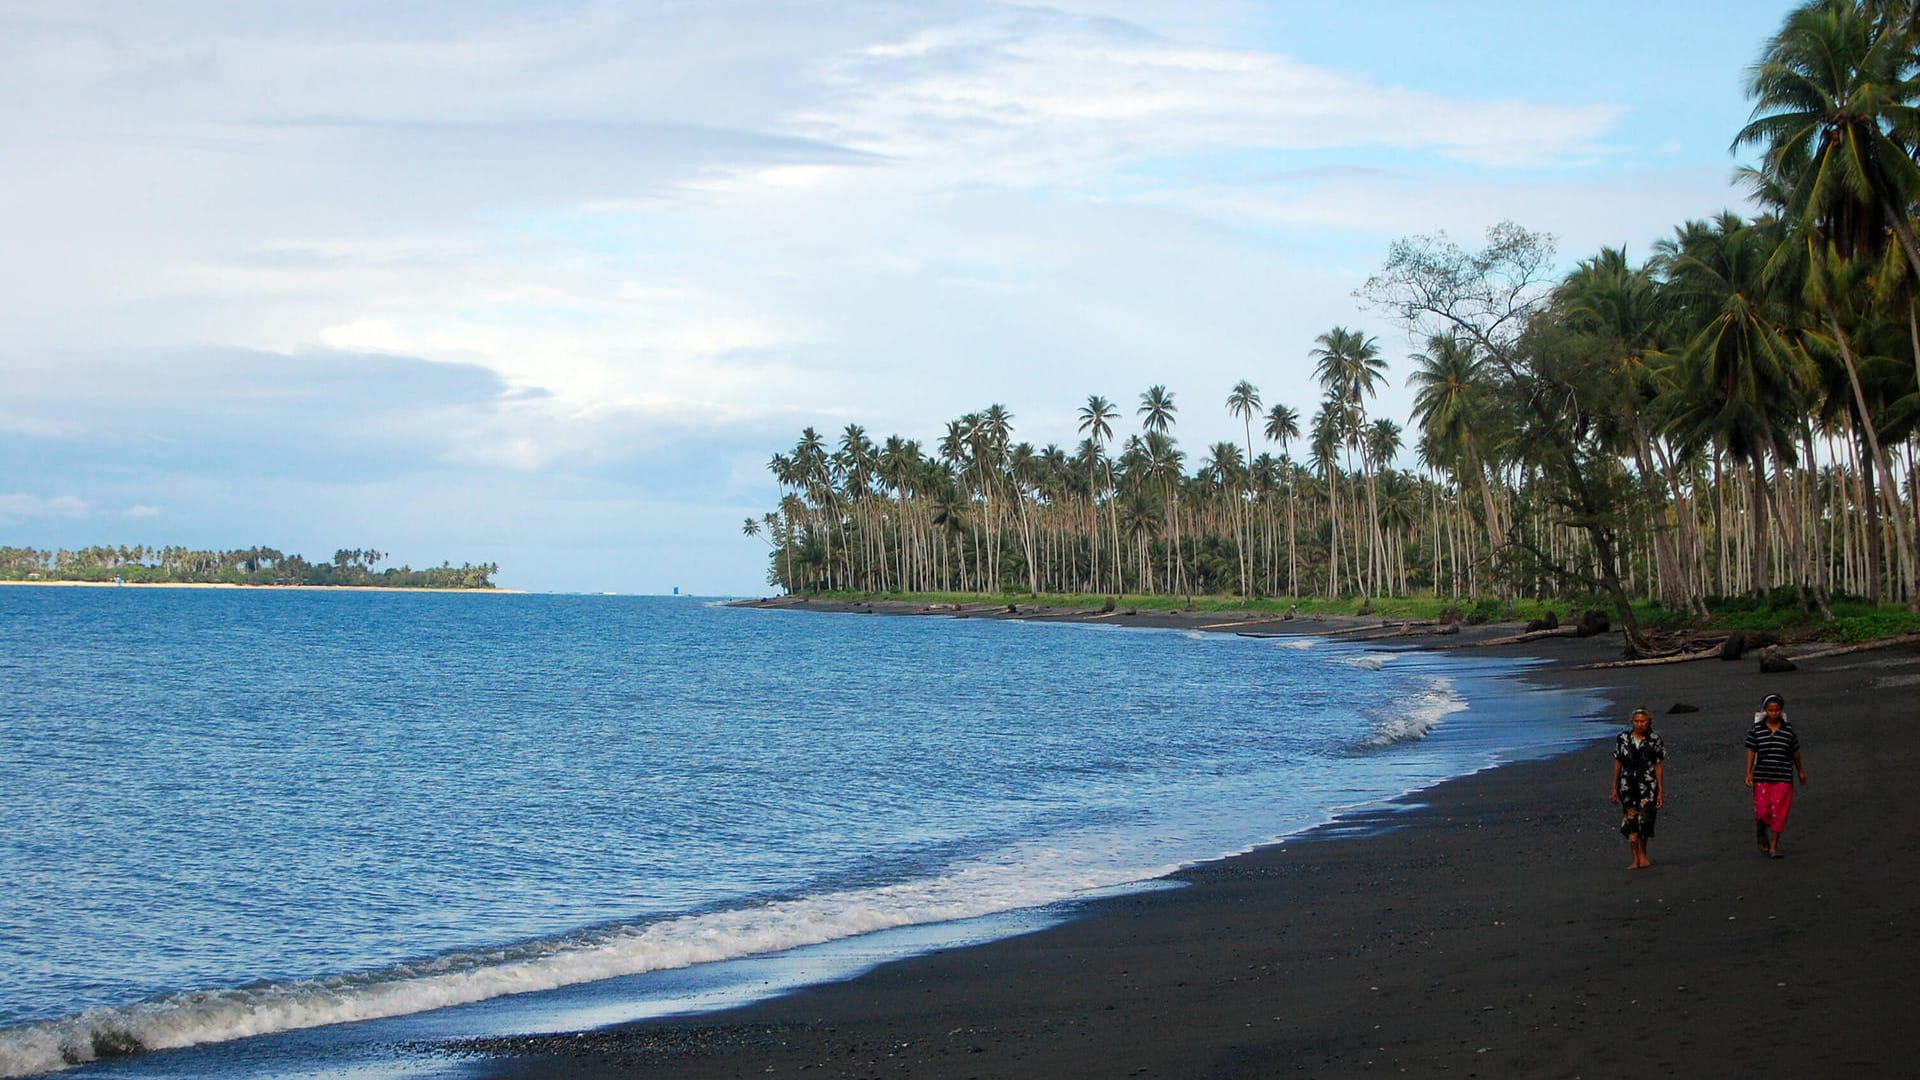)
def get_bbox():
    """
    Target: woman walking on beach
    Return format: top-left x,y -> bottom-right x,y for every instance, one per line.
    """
1746,693 -> 1807,858
1611,707 -> 1665,869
